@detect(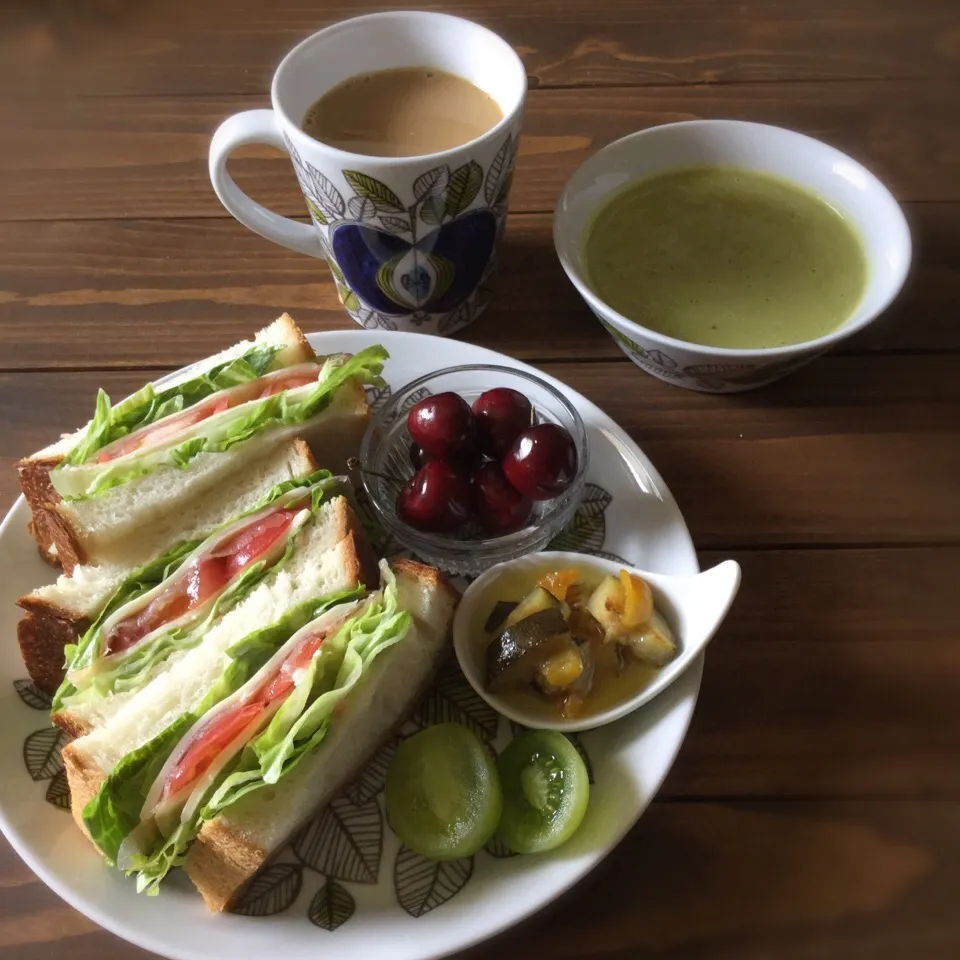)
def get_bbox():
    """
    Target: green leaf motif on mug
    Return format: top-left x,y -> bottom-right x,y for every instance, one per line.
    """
418,194 -> 444,226
445,161 -> 483,219
379,215 -> 412,234
343,171 -> 405,212
484,136 -> 512,206
307,200 -> 328,226
413,165 -> 450,202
